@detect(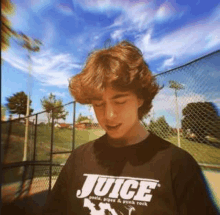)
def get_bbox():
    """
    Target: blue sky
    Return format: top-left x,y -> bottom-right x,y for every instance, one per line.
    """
2,0 -> 220,126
